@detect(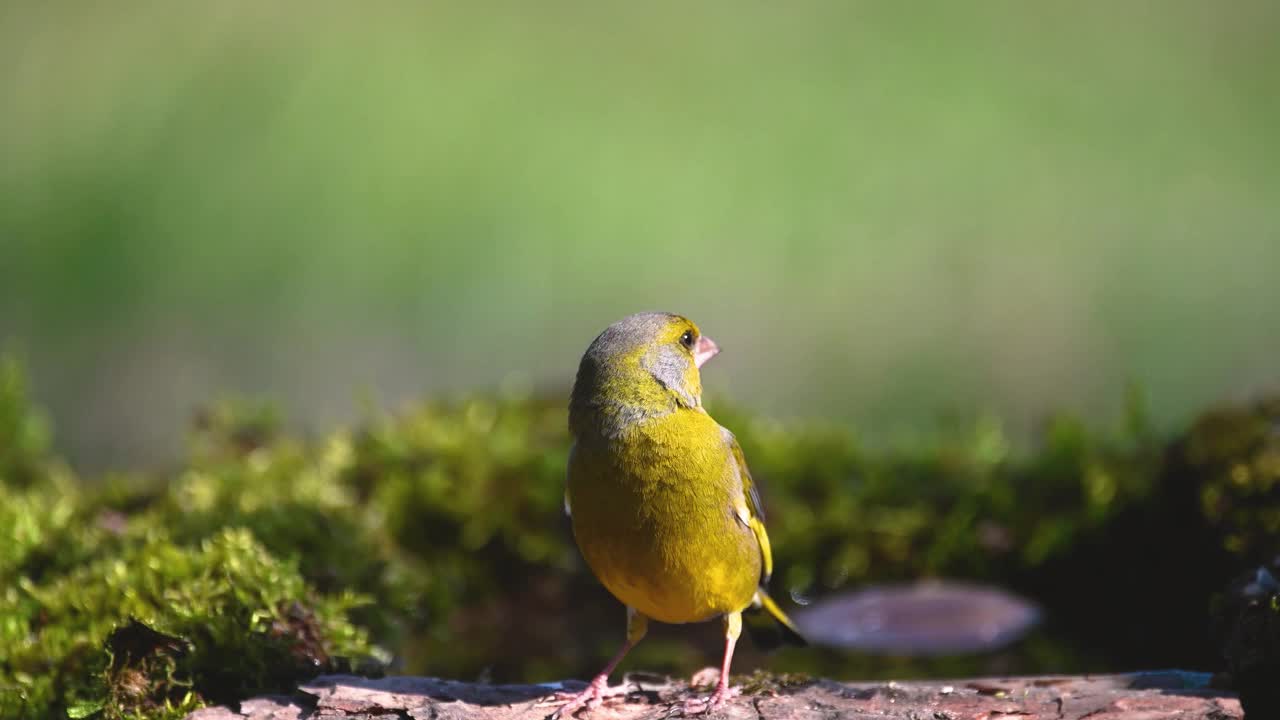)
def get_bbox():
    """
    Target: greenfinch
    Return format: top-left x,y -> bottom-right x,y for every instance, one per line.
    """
555,312 -> 804,717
